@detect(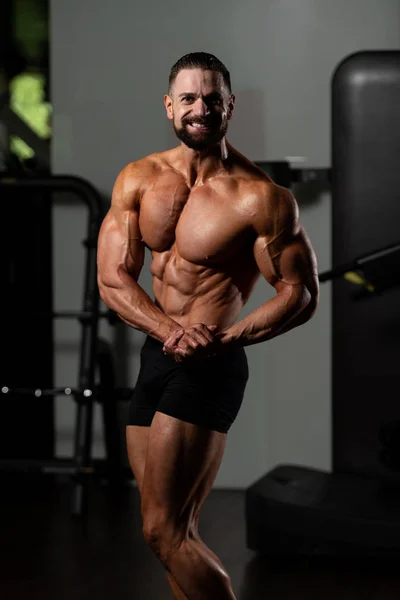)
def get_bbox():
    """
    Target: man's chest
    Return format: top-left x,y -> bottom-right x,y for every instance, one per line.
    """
138,181 -> 253,265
